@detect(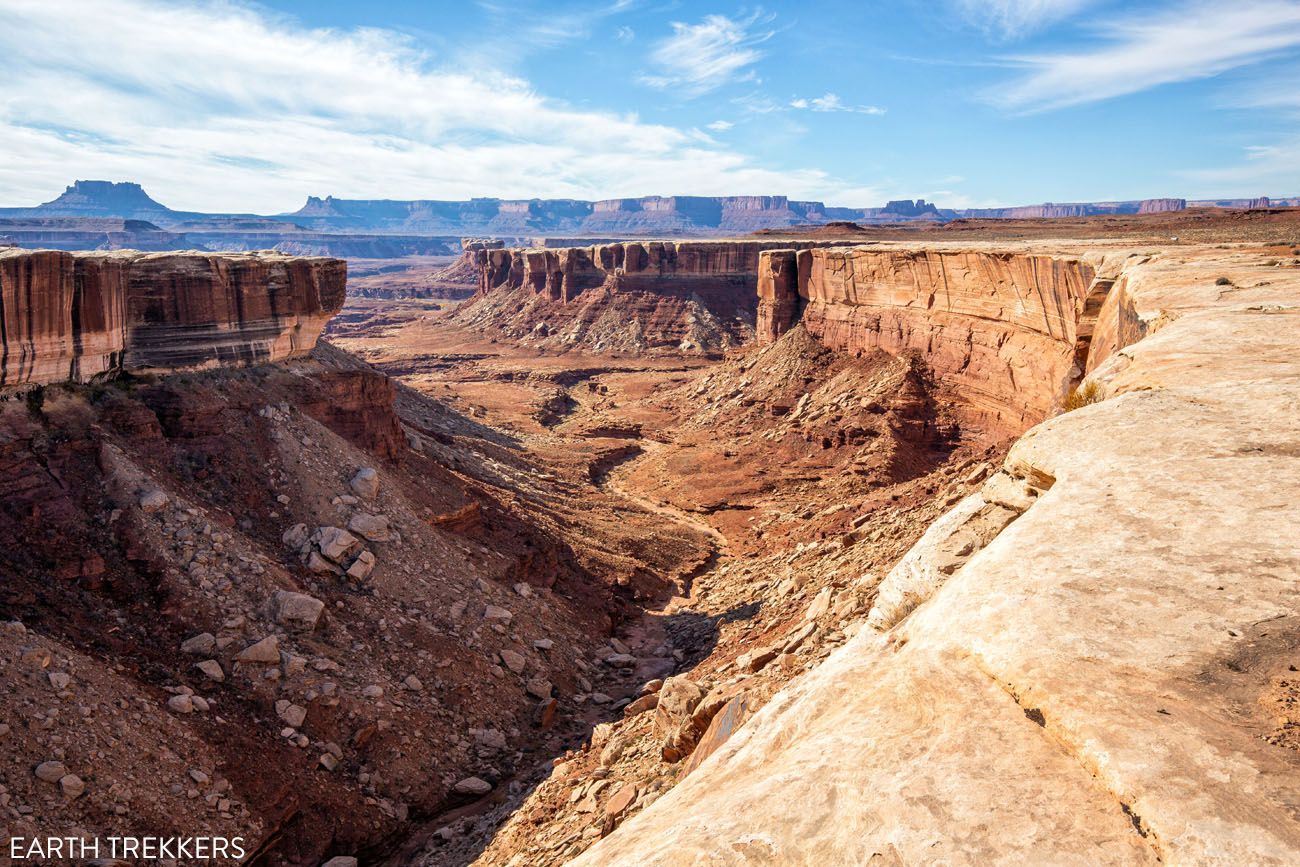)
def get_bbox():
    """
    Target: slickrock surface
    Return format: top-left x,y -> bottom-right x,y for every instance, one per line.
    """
0,248 -> 345,389
453,240 -> 840,354
571,246 -> 1300,865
